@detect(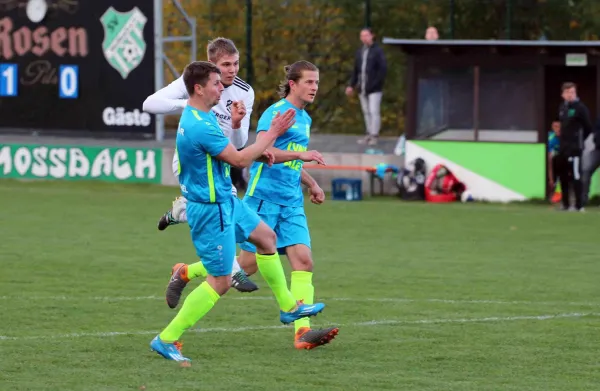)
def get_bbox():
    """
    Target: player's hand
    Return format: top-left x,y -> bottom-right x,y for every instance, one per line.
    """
298,150 -> 326,165
261,150 -> 275,167
231,101 -> 246,126
269,108 -> 296,136
309,185 -> 325,204
345,86 -> 354,97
